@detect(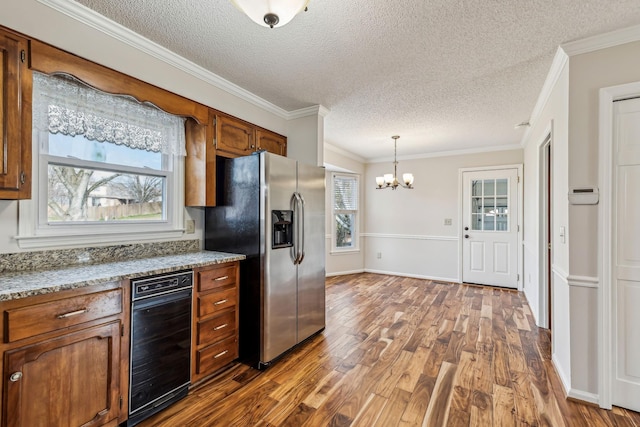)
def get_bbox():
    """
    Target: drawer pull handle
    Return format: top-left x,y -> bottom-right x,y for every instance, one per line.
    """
57,308 -> 88,319
214,299 -> 228,306
214,275 -> 229,281
214,350 -> 228,359
10,372 -> 22,382
213,323 -> 228,331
